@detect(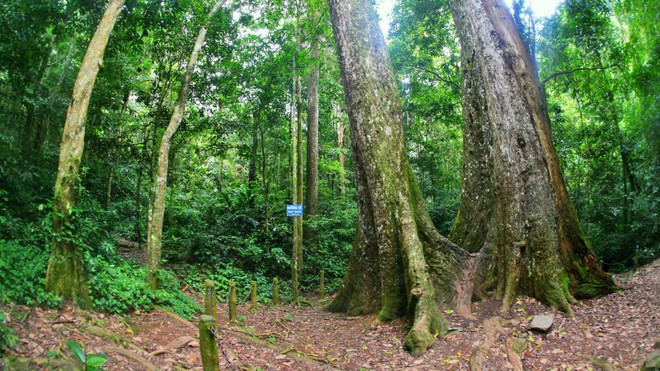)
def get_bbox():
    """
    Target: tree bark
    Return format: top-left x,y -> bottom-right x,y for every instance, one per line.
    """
46,0 -> 125,306
334,101 -> 346,197
448,0 -> 616,312
326,0 -> 467,355
304,39 -> 320,246
146,0 -> 225,289
258,117 -> 271,237
247,119 -> 258,208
